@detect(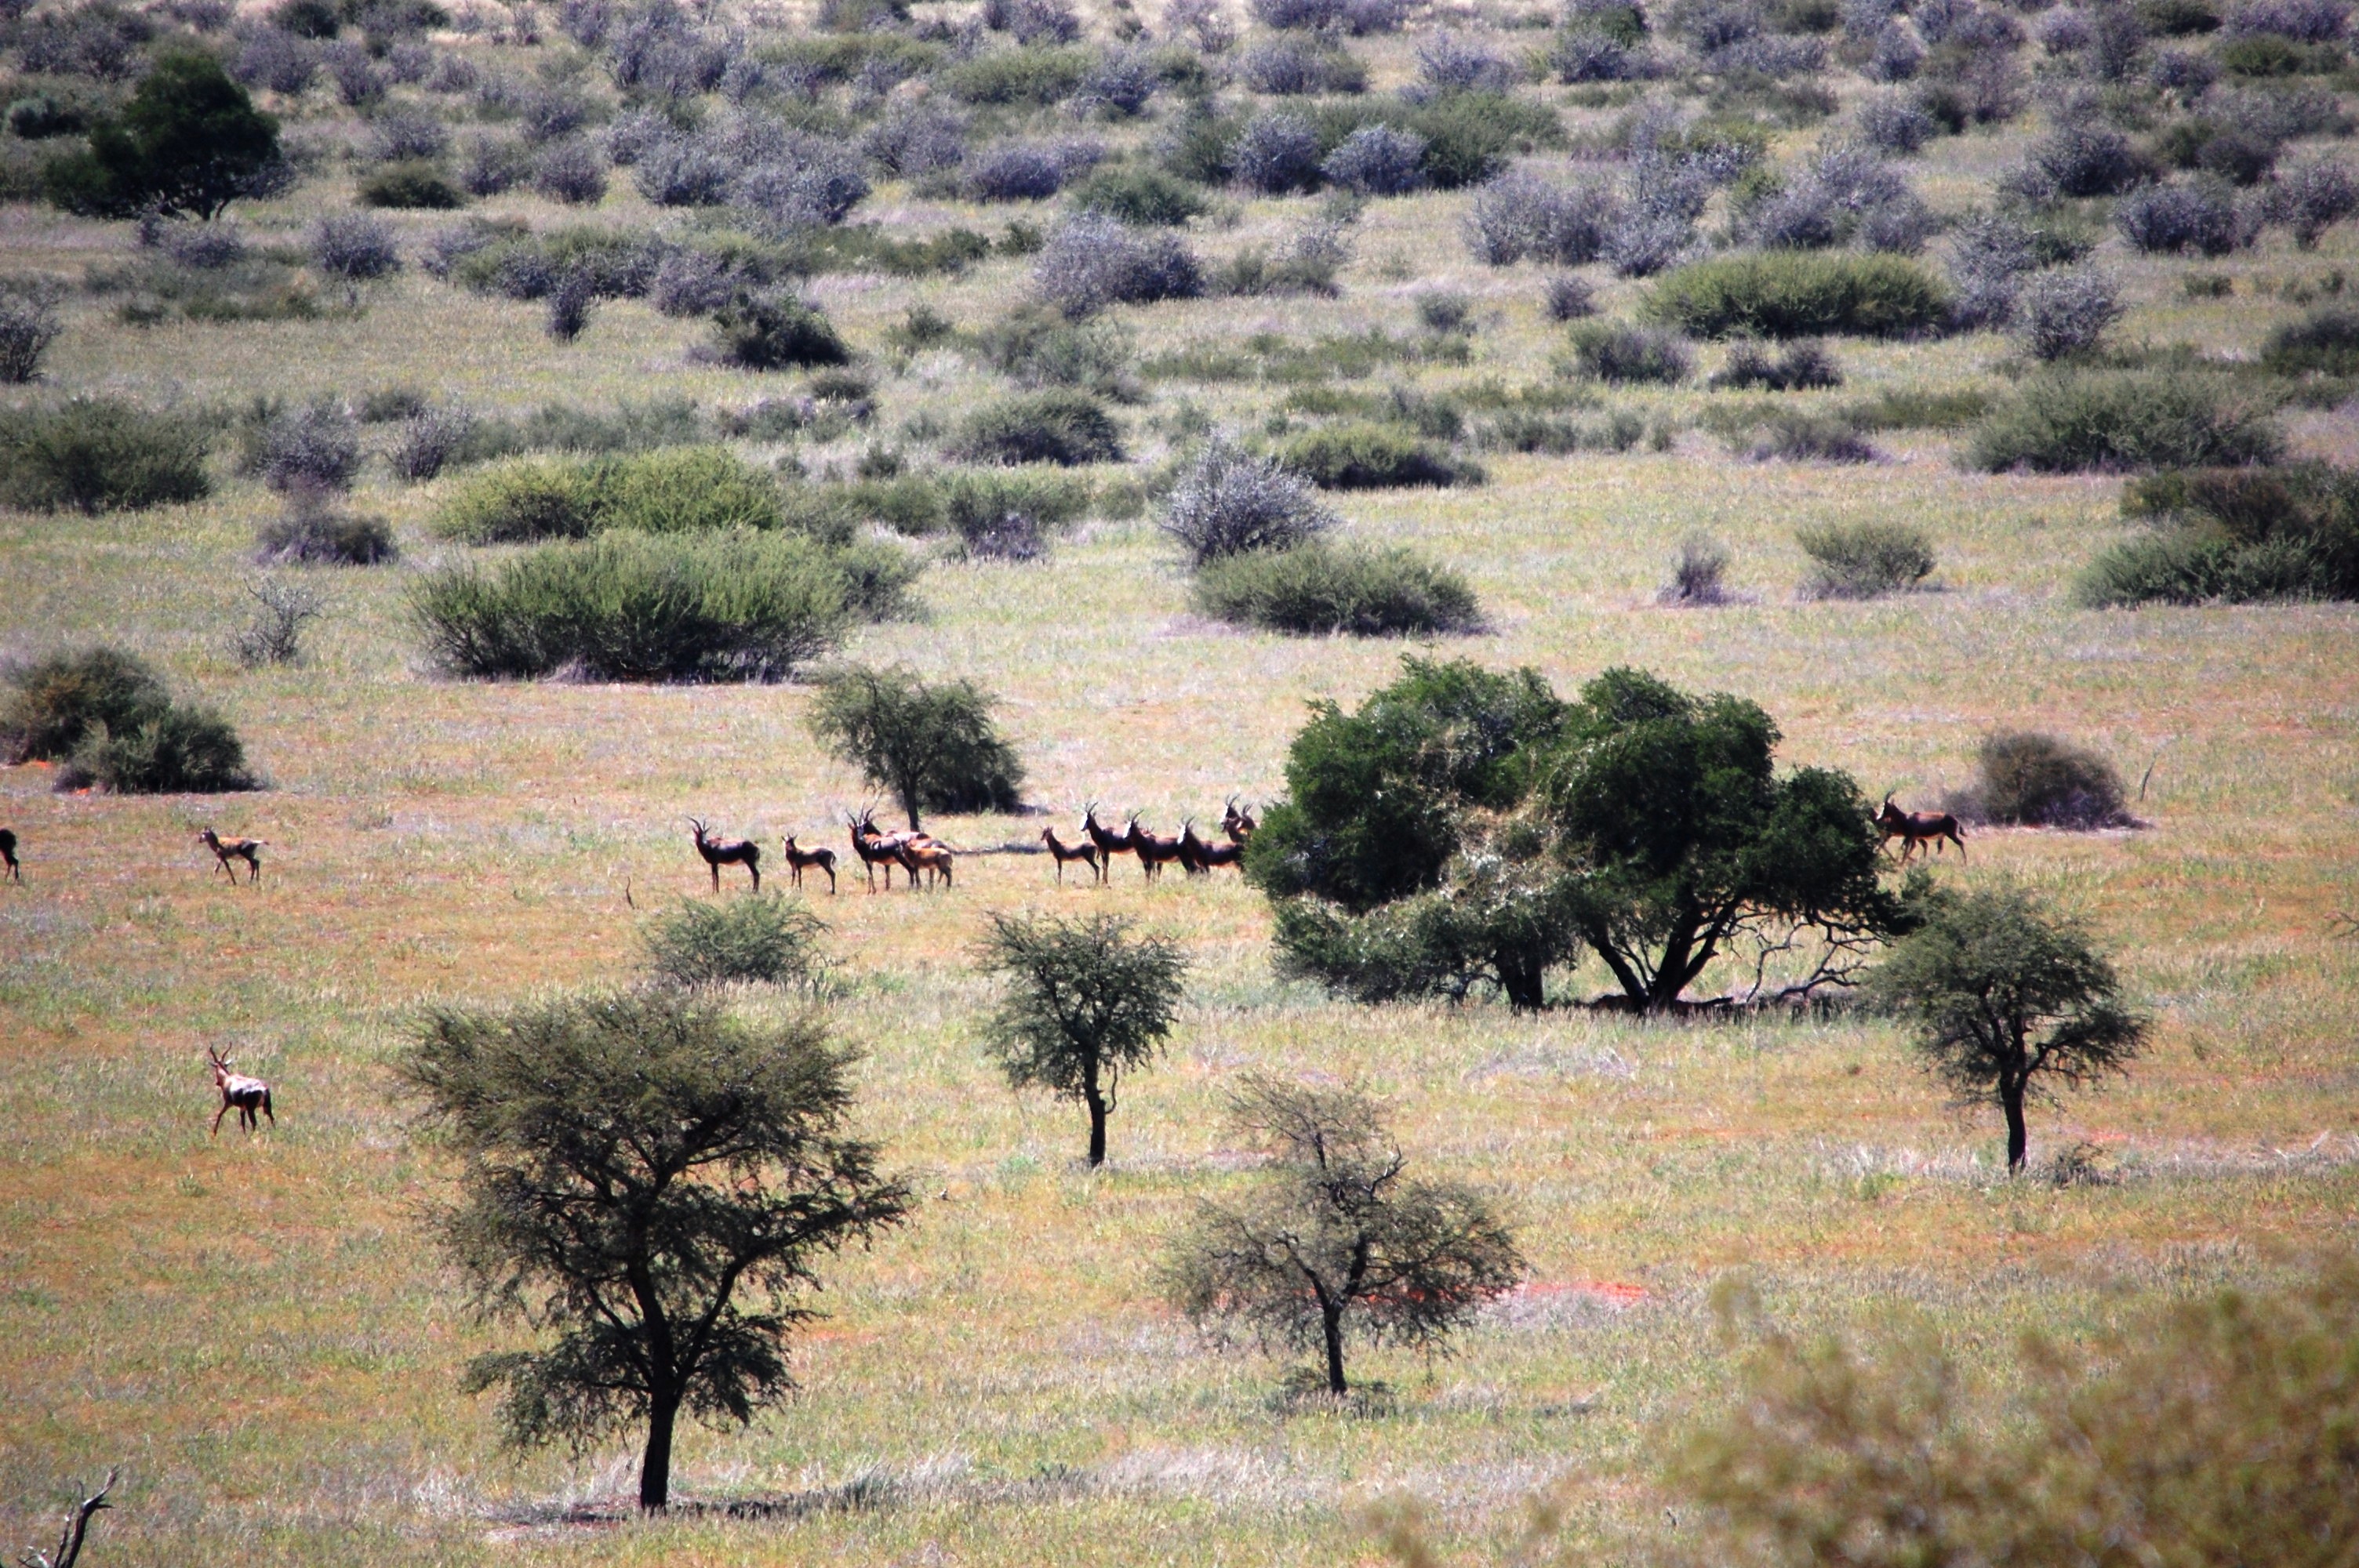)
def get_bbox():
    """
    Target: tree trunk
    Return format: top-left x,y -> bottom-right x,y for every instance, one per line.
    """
640,1392 -> 679,1511
1321,1304 -> 1349,1396
902,789 -> 921,833
1083,1067 -> 1108,1167
2002,1080 -> 2029,1171
1497,951 -> 1545,1011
